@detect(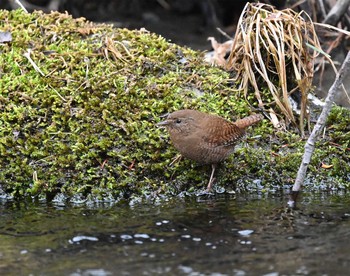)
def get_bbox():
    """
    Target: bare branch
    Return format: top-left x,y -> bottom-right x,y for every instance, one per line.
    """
289,51 -> 350,207
323,0 -> 350,25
